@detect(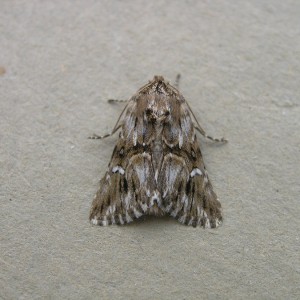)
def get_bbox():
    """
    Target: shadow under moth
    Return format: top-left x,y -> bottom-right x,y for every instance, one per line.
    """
89,75 -> 227,228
